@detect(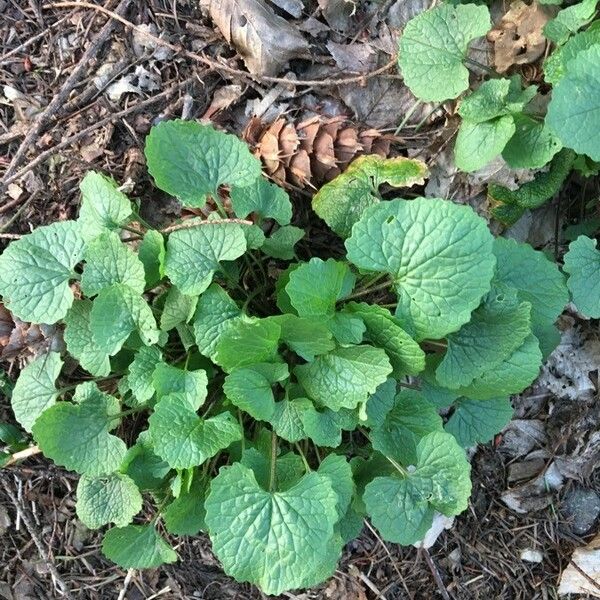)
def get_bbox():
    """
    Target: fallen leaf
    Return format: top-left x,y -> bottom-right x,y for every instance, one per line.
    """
267,0 -> 303,18
559,534 -> 600,597
205,0 -> 309,76
203,85 -> 244,120
318,0 -> 356,31
327,41 -> 378,72
488,1 -> 549,73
